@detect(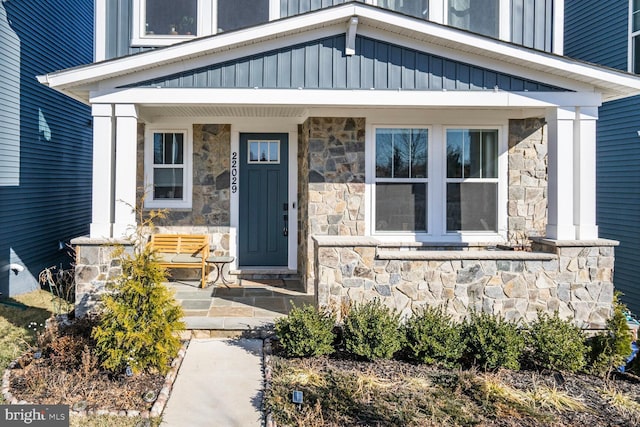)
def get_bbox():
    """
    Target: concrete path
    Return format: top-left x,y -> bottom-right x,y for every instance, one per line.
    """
161,338 -> 264,427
